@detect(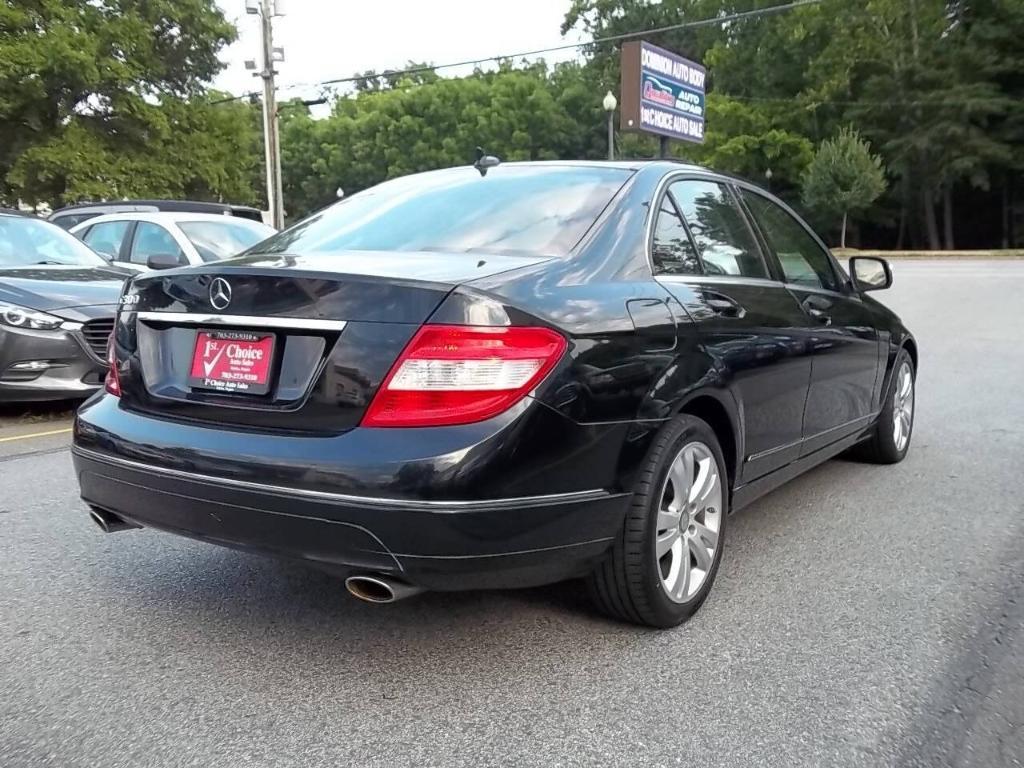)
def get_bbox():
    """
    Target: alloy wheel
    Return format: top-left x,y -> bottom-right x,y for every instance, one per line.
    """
655,441 -> 723,603
893,361 -> 914,452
